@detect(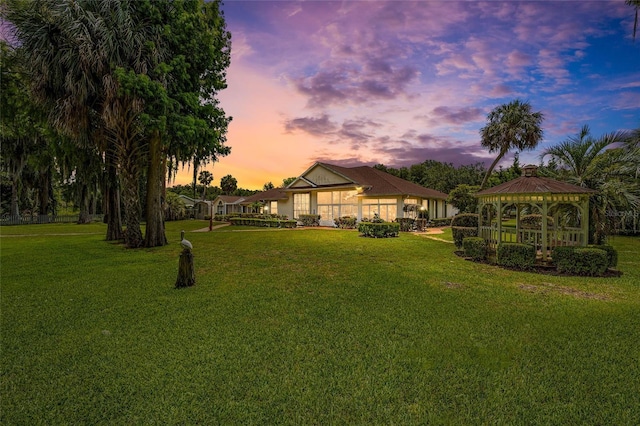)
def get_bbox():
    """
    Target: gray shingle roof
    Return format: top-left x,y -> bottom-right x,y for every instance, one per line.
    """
319,163 -> 449,199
